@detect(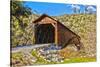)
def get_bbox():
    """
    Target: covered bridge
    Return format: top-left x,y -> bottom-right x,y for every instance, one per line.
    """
33,14 -> 82,50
